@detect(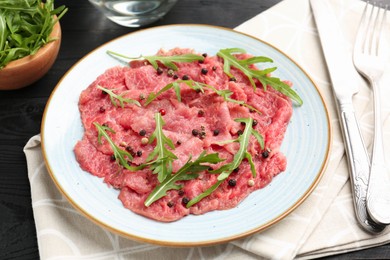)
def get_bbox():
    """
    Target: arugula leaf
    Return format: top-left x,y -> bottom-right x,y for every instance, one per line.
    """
218,48 -> 258,87
94,122 -> 134,168
144,81 -> 182,106
185,179 -> 223,208
251,128 -> 264,150
145,79 -> 260,113
224,118 -> 255,172
203,82 -> 261,113
106,50 -> 204,71
144,152 -> 224,207
145,113 -> 178,183
145,80 -> 205,105
217,48 -> 303,106
143,54 -> 204,71
97,85 -> 141,108
186,117 -> 264,208
0,14 -> 7,53
256,75 -> 303,106
0,0 -> 67,68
